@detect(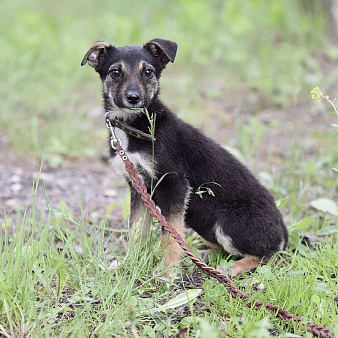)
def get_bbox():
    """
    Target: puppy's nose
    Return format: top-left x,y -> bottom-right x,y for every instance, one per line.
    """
126,92 -> 141,105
